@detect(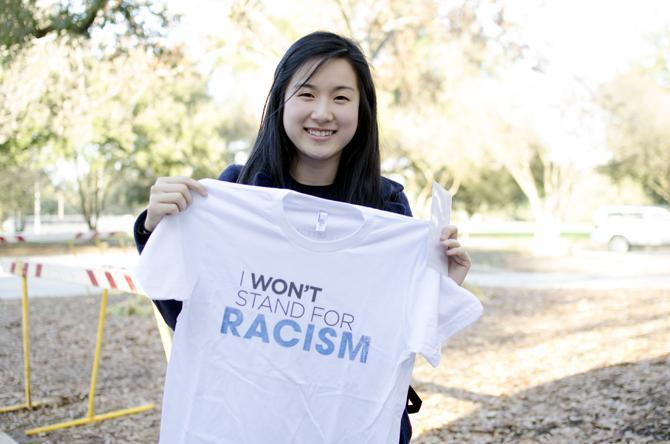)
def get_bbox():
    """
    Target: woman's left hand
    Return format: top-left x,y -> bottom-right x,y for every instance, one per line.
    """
440,225 -> 471,286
